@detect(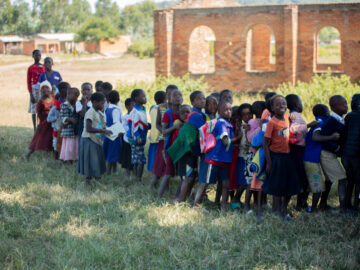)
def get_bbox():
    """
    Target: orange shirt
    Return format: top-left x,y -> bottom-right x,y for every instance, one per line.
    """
264,115 -> 290,153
